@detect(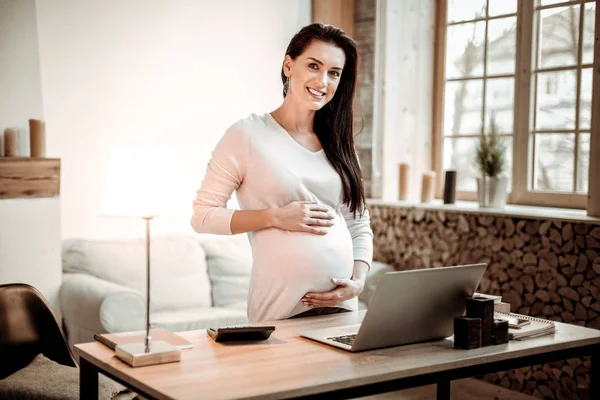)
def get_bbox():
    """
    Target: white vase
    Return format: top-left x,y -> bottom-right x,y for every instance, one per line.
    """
477,176 -> 508,208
